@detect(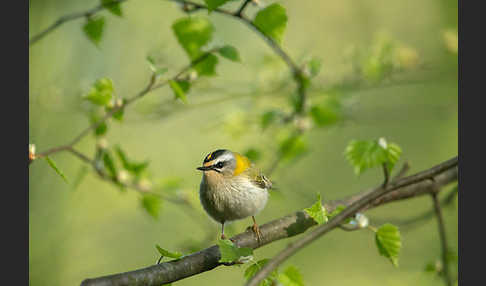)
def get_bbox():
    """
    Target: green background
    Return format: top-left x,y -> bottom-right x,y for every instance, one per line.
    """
29,0 -> 458,285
